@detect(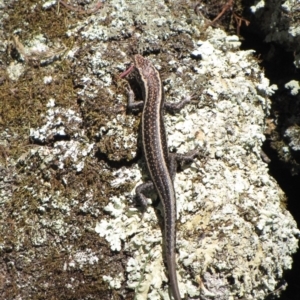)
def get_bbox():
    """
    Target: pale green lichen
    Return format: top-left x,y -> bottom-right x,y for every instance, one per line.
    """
94,25 -> 299,300
285,79 -> 300,95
